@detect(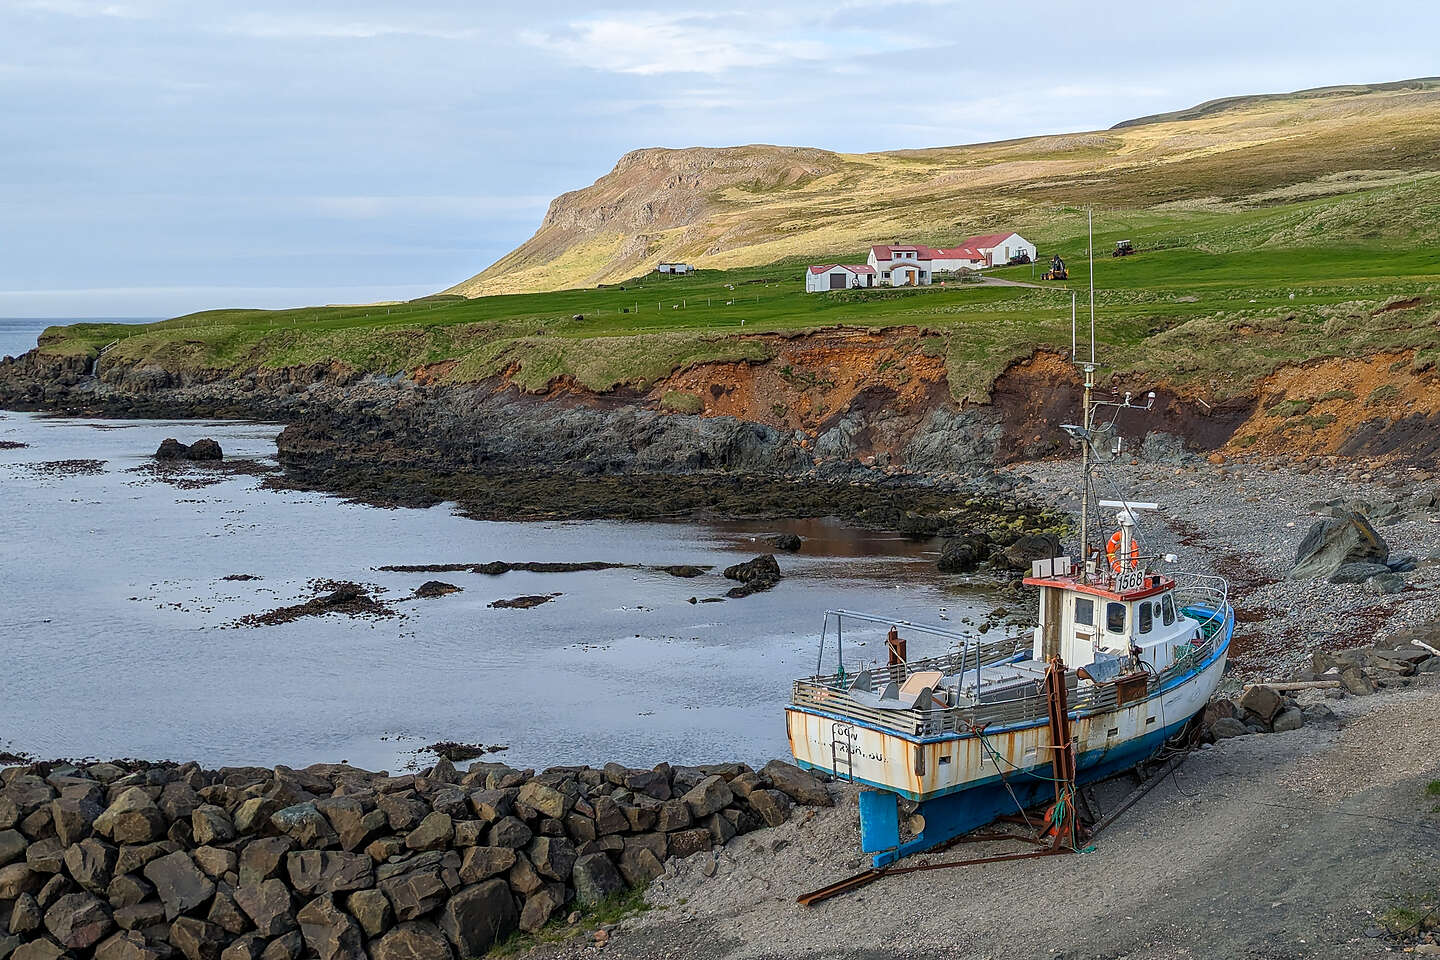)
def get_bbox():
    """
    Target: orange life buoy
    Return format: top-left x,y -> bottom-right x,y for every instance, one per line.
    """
1106,530 -> 1140,573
